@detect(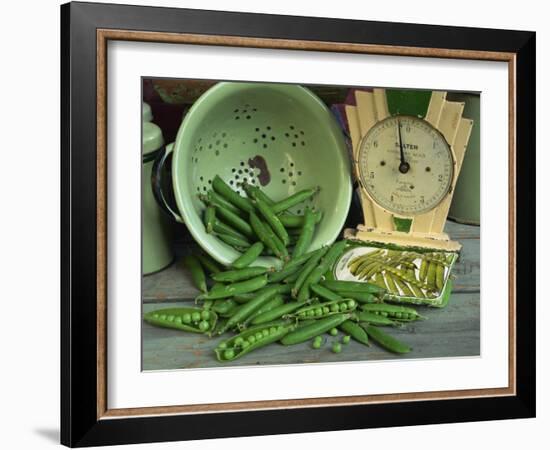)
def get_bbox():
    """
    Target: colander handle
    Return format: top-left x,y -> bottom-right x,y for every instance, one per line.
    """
151,143 -> 184,224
